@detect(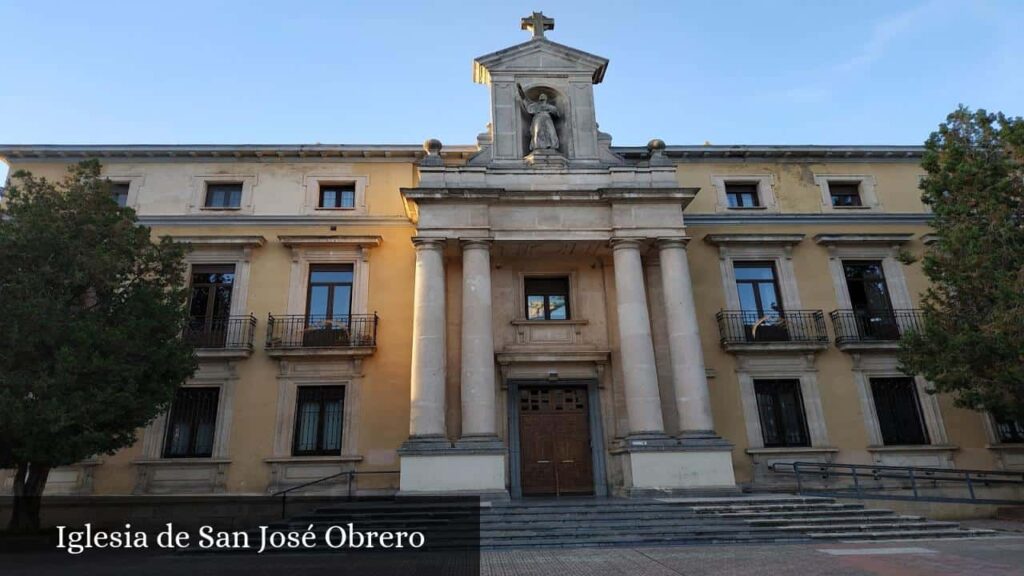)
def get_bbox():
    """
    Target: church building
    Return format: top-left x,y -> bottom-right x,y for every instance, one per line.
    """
2,13 -> 1021,500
